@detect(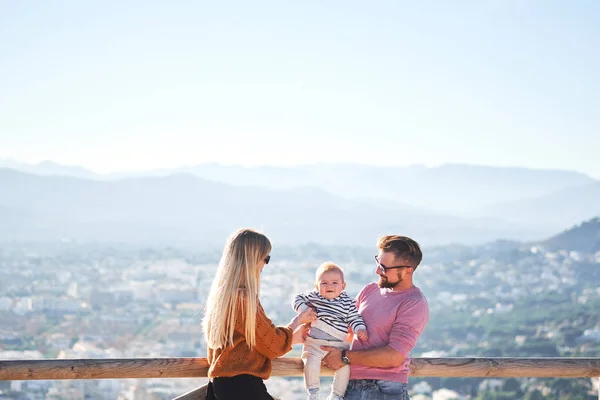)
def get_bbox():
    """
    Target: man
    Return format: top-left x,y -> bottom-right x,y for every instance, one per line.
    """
321,235 -> 429,400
